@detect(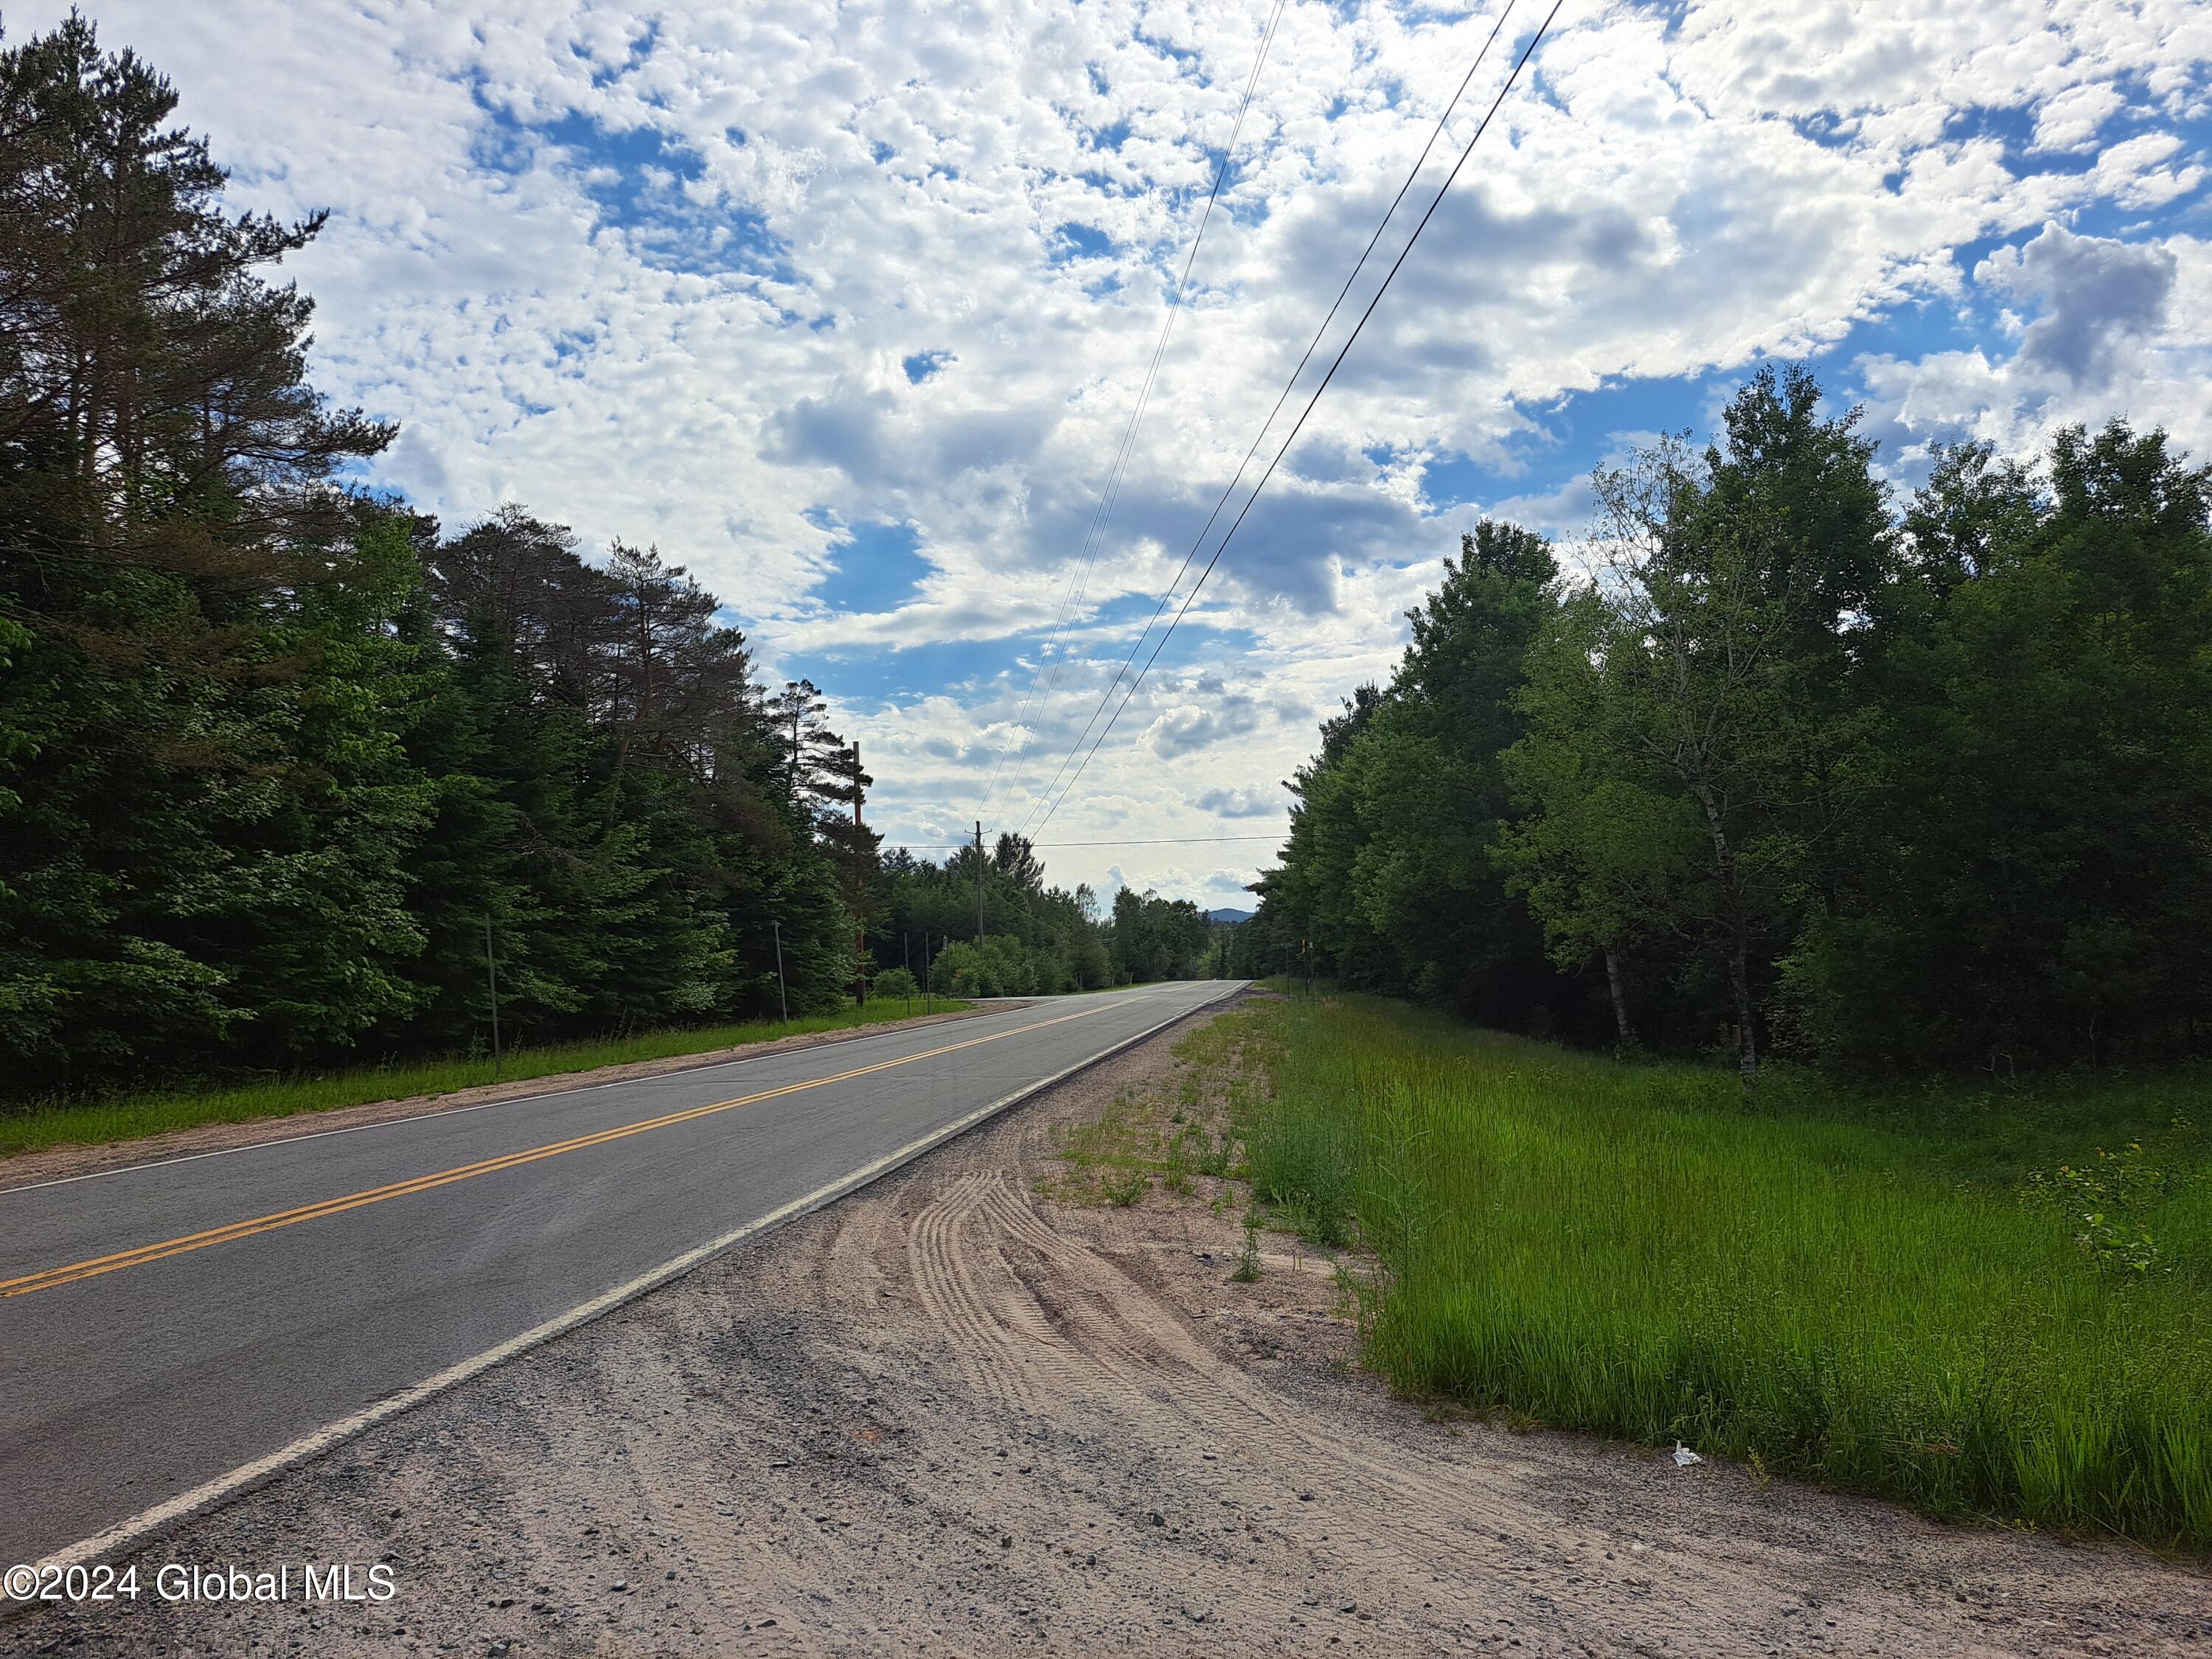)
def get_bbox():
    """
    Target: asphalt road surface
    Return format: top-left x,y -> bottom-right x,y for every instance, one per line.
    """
0,981 -> 1240,1567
